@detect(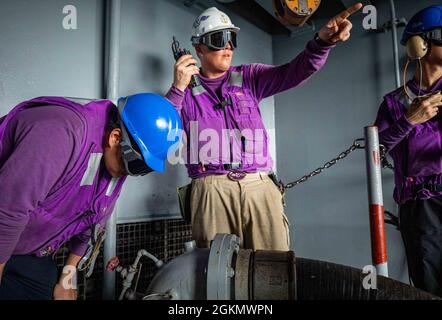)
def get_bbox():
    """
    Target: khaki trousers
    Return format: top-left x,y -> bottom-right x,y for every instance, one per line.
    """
190,172 -> 291,251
